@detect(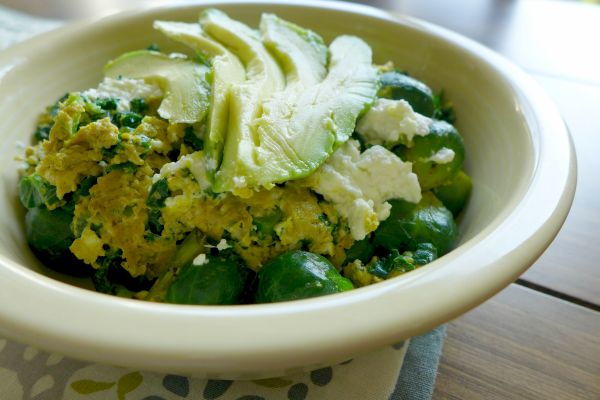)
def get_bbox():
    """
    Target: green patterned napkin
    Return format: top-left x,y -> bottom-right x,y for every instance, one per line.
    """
0,326 -> 445,399
0,5 -> 445,399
